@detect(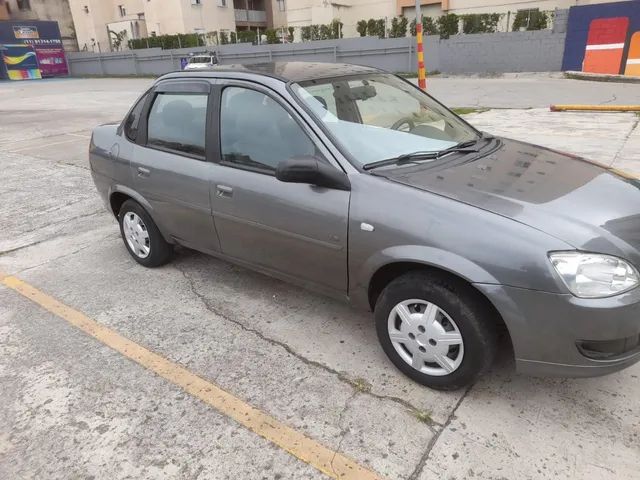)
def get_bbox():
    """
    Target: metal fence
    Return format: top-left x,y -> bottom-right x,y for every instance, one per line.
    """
67,23 -> 568,77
